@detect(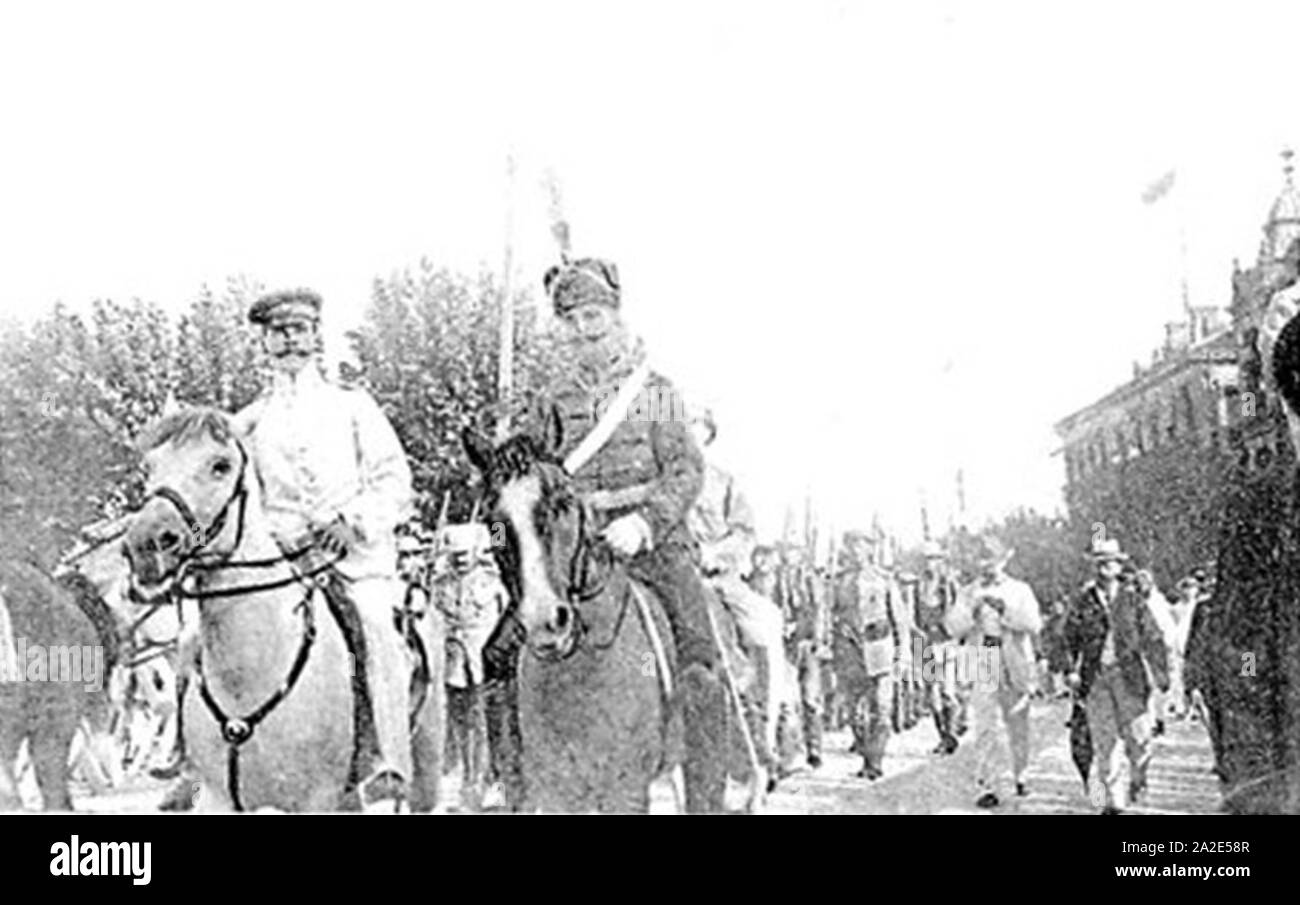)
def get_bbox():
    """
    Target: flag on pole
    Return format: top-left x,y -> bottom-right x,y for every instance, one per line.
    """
1141,168 -> 1177,205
